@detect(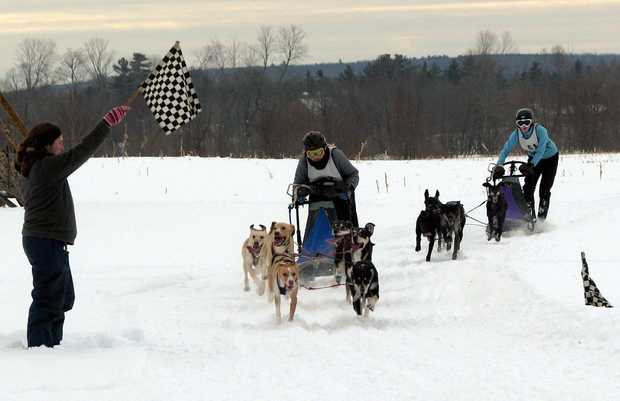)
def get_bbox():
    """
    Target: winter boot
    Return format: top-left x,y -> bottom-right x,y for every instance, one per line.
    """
526,201 -> 536,231
538,195 -> 550,220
